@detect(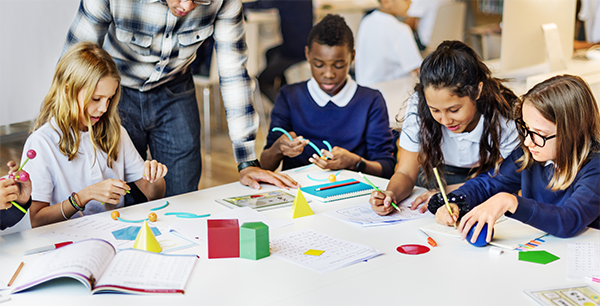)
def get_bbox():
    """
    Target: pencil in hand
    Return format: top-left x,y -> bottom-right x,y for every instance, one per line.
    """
432,167 -> 457,228
358,172 -> 400,211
